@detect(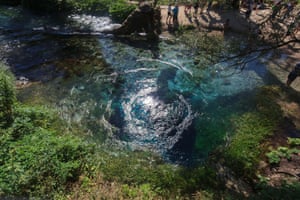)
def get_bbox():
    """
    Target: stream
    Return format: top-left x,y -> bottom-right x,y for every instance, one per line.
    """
0,5 -> 277,164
